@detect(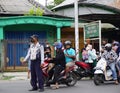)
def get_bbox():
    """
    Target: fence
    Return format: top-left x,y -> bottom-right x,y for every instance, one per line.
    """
2,38 -> 99,71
